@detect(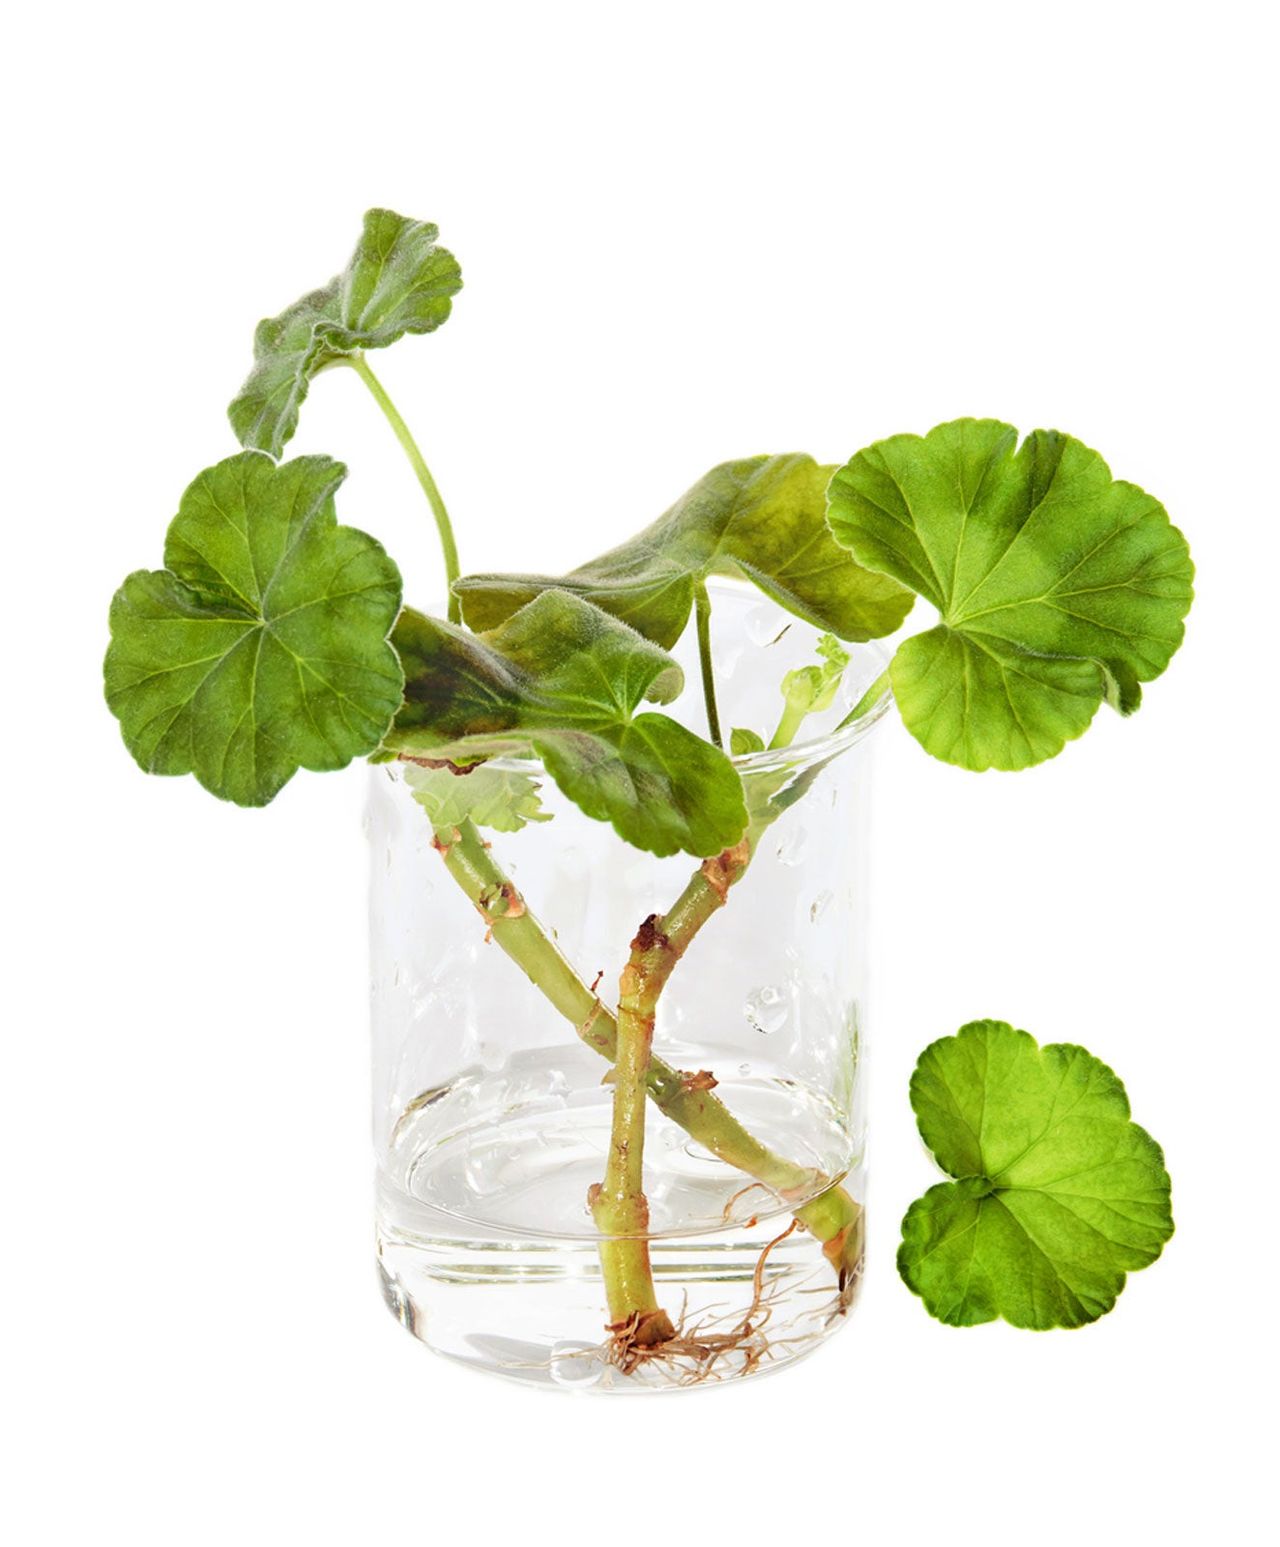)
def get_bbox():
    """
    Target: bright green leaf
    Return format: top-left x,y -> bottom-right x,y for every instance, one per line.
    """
383,590 -> 747,858
898,1019 -> 1173,1329
105,451 -> 404,806
403,759 -> 551,835
730,727 -> 766,756
454,455 -> 914,648
827,420 -> 1194,769
229,209 -> 462,457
